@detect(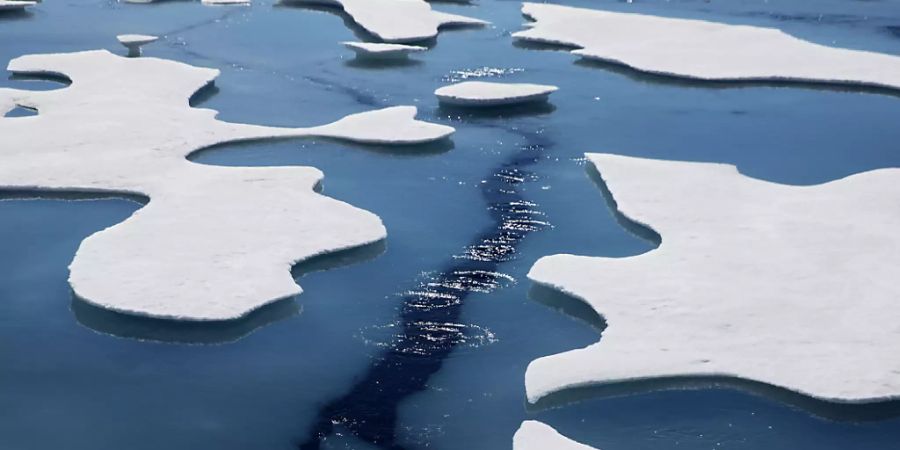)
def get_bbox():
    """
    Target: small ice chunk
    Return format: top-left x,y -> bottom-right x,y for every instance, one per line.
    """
343,41 -> 427,61
435,81 -> 558,106
116,34 -> 159,57
0,0 -> 36,11
514,421 -> 598,450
